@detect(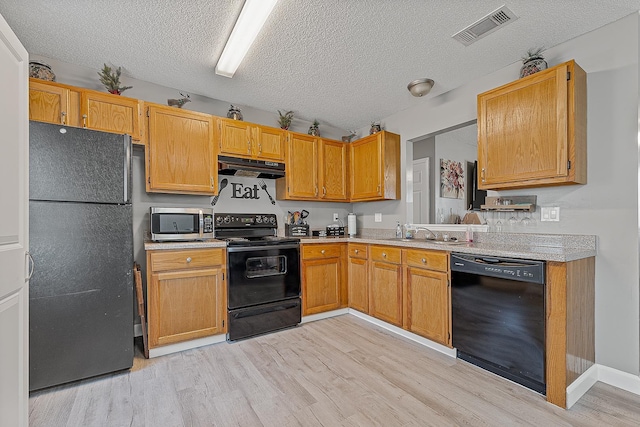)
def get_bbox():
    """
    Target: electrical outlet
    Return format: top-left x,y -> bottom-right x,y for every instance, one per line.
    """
540,206 -> 560,222
333,213 -> 339,222
374,213 -> 382,222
